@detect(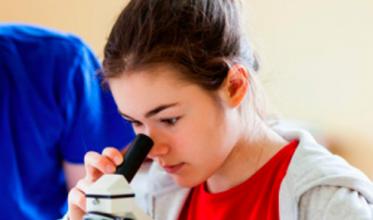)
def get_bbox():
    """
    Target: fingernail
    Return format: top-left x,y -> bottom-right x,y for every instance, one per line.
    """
114,156 -> 122,165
